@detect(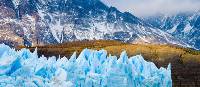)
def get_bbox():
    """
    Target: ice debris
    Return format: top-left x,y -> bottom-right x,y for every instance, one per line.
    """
0,44 -> 172,87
